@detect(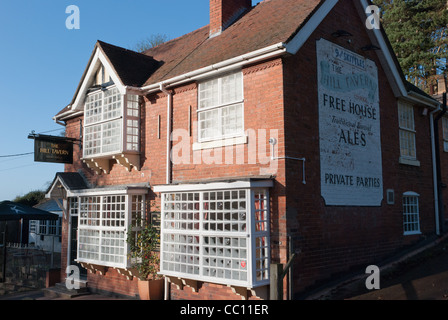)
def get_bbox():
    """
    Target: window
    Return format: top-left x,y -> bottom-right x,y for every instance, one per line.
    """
29,220 -> 37,233
76,193 -> 146,269
83,86 -> 140,158
386,189 -> 395,205
198,71 -> 244,142
398,102 -> 417,161
403,192 -> 421,235
157,183 -> 271,289
442,117 -> 448,152
69,197 -> 79,217
34,218 -> 62,236
48,219 -> 57,235
39,221 -> 47,235
126,94 -> 140,152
